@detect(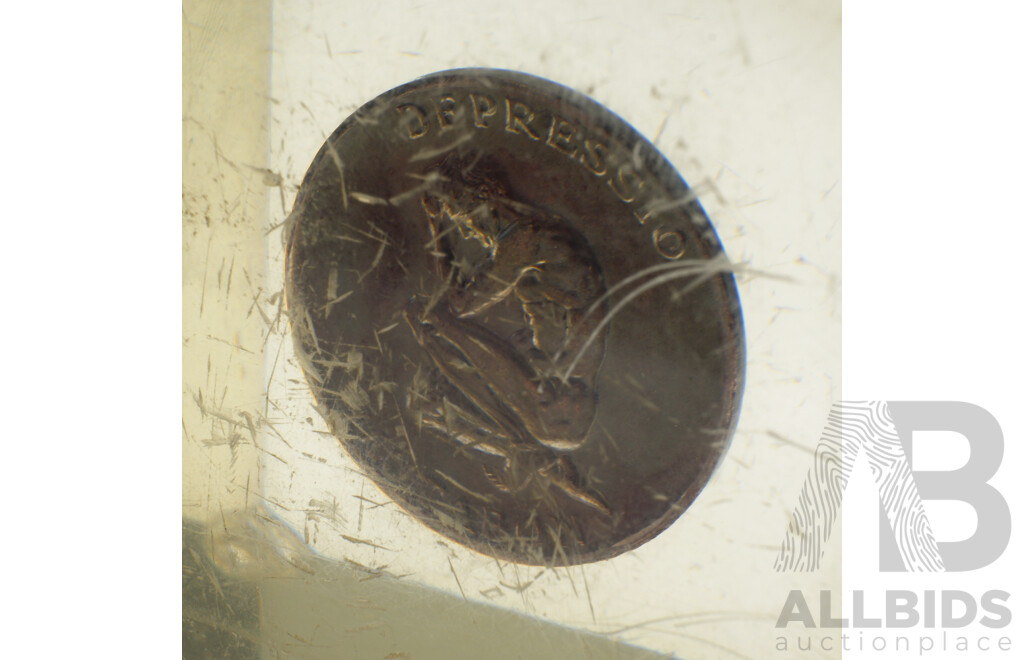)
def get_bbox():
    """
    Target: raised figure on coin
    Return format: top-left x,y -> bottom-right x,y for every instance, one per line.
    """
404,154 -> 609,511
286,70 -> 745,564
